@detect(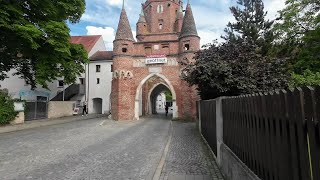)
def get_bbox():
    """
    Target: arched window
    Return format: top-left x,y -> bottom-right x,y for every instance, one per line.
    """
158,19 -> 164,29
157,5 -> 163,13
